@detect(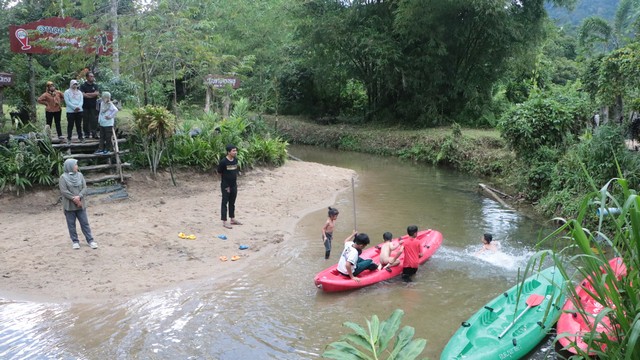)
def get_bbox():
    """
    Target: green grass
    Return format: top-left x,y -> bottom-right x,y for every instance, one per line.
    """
1,104 -> 135,134
267,115 -> 510,176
